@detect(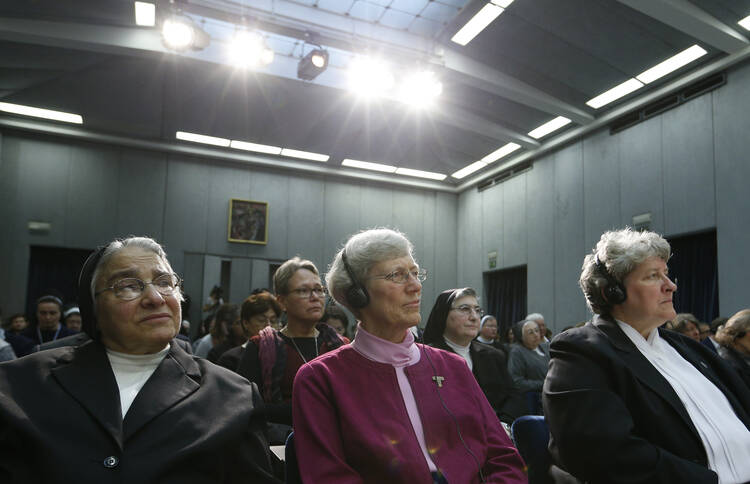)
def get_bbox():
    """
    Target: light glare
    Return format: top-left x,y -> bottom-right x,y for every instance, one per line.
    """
451,3 -> 503,46
636,45 -> 707,84
134,2 -> 156,27
0,102 -> 83,124
162,17 -> 194,51
228,31 -> 274,69
398,71 -> 443,108
348,58 -> 395,98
